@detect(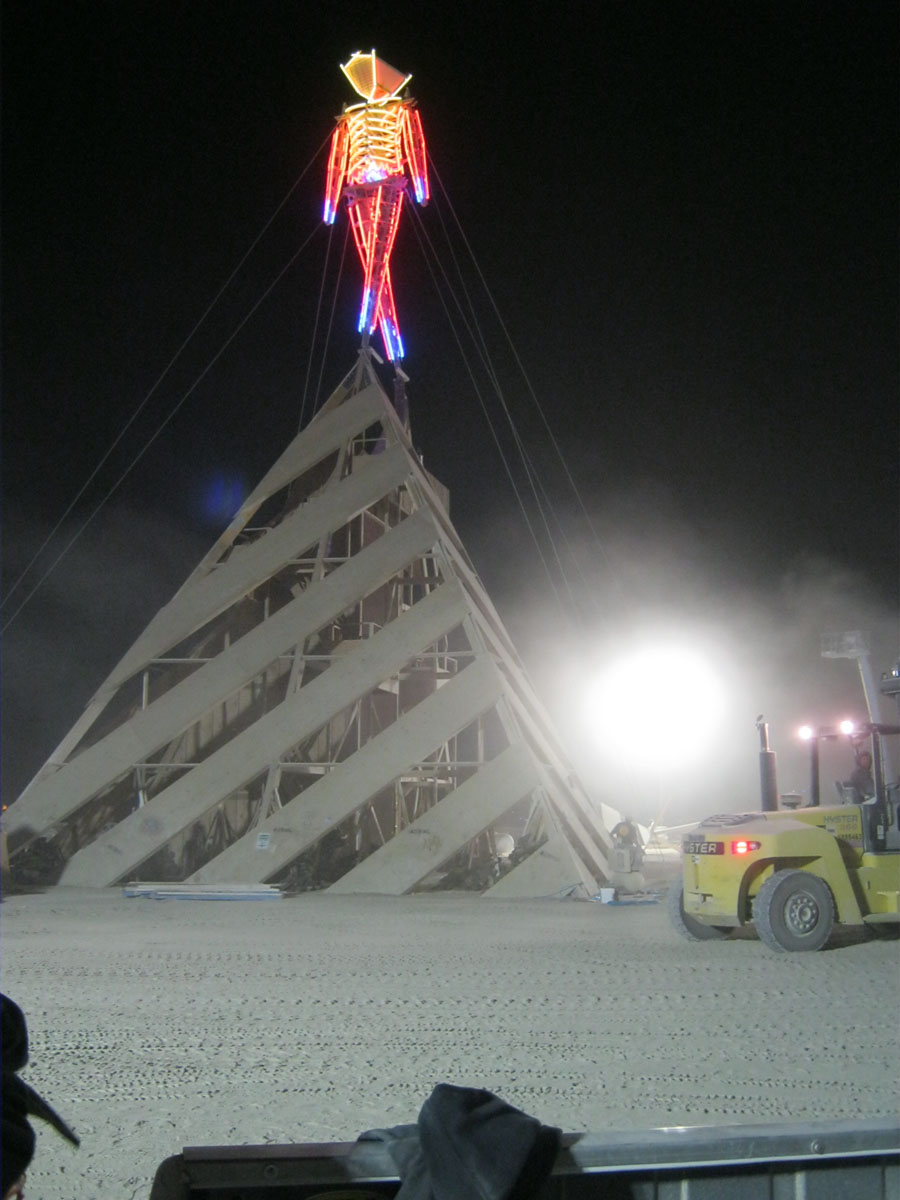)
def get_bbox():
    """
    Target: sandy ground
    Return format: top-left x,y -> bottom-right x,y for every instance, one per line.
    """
1,886 -> 898,1199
